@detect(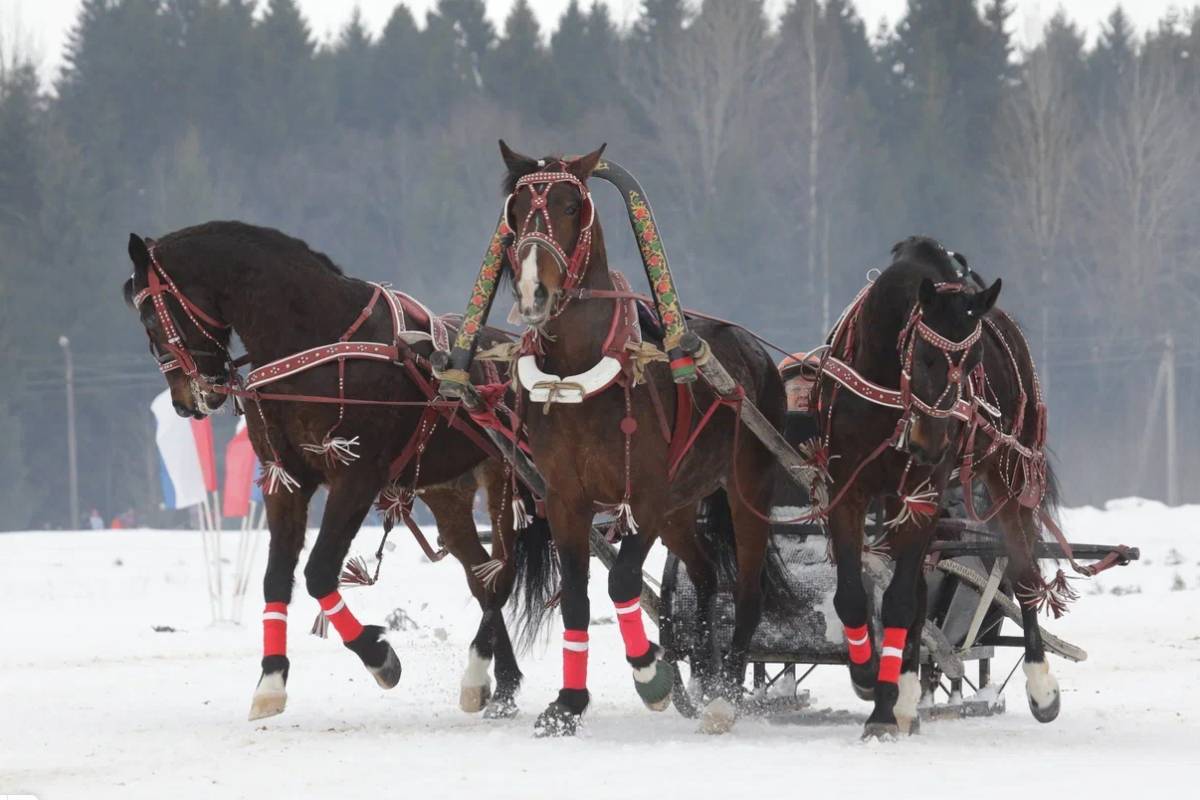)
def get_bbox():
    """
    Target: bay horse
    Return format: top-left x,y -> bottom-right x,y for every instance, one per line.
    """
121,221 -> 554,721
497,142 -> 792,736
812,236 -> 1063,738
